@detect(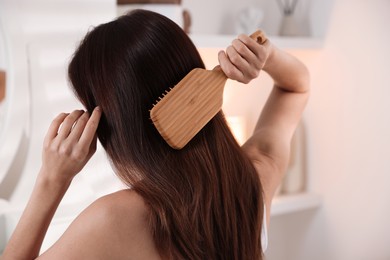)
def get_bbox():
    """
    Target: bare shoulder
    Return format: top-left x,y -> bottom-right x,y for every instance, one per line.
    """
93,189 -> 149,222
87,189 -> 151,238
39,189 -> 160,260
